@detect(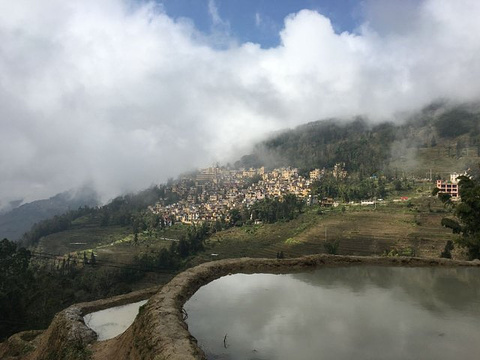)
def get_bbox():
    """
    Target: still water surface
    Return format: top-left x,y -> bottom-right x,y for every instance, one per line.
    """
83,300 -> 147,340
184,266 -> 480,360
